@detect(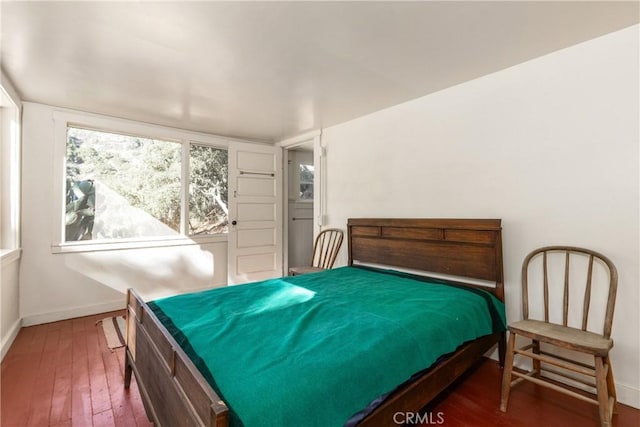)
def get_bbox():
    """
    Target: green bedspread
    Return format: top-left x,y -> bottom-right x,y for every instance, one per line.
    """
149,266 -> 505,427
